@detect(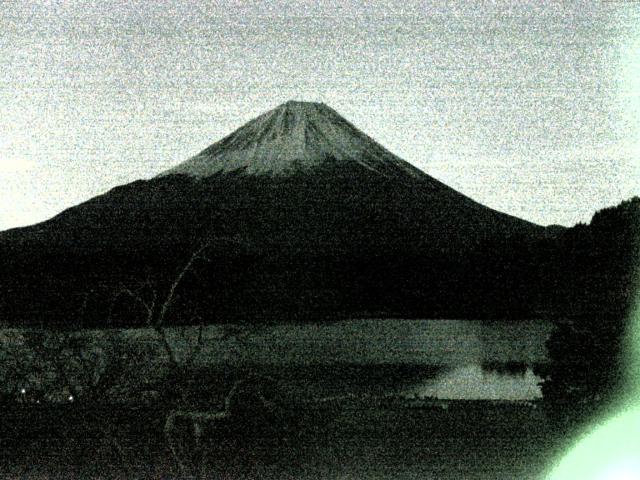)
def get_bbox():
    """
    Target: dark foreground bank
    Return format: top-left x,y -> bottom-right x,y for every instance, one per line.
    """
1,398 -> 563,480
